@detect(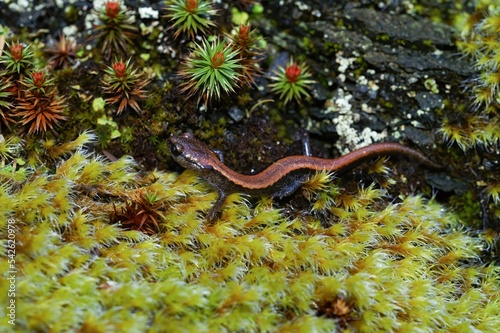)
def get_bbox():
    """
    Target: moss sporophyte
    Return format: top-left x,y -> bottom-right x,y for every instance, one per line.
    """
269,57 -> 314,105
101,58 -> 151,114
226,23 -> 264,87
90,0 -> 138,58
0,66 -> 67,135
22,70 -> 55,95
105,0 -> 120,17
0,41 -> 34,75
178,37 -> 242,103
17,71 -> 67,135
165,0 -> 217,39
